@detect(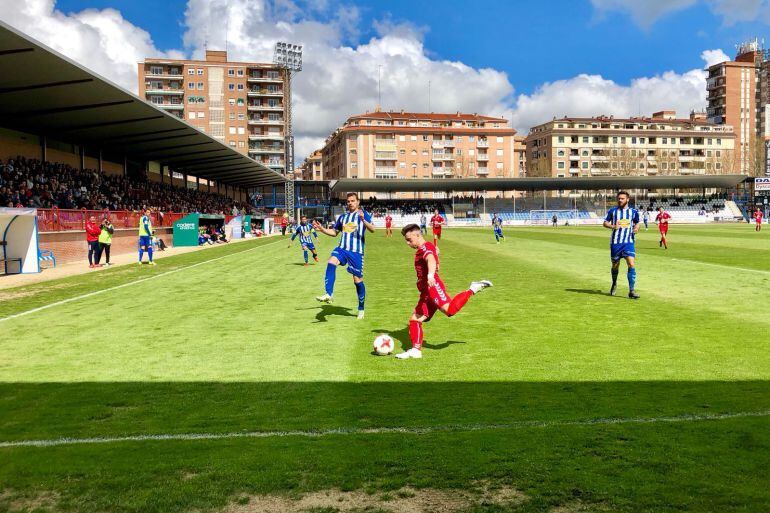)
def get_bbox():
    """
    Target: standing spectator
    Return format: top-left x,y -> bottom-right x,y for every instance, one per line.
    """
420,213 -> 427,234
85,215 -> 102,268
280,213 -> 289,237
98,218 -> 114,266
551,213 -> 558,227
